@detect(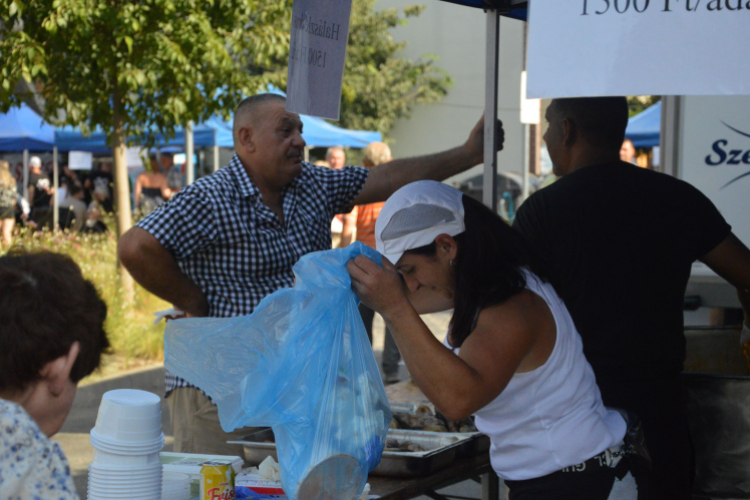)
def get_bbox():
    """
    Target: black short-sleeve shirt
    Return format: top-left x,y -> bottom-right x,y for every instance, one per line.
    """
514,161 -> 731,384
